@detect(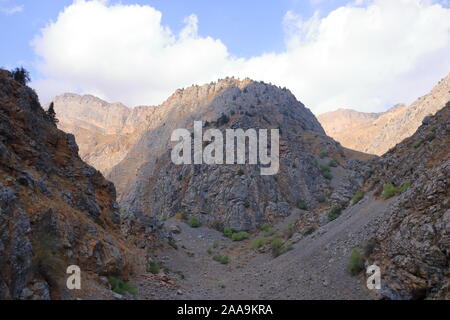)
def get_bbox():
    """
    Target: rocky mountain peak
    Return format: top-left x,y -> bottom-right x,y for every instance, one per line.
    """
318,73 -> 450,155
